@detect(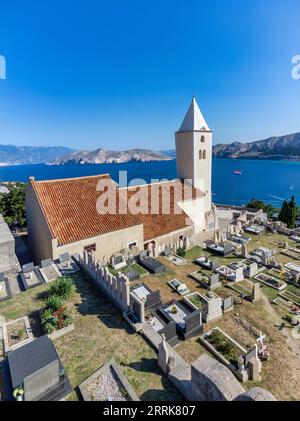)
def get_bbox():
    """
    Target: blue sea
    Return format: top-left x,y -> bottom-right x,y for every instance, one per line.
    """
1,158 -> 300,208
